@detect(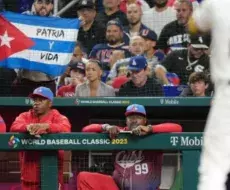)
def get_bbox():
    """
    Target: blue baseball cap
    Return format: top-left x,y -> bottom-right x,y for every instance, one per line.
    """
106,19 -> 123,31
29,86 -> 54,102
125,104 -> 146,116
128,56 -> 147,71
140,29 -> 157,41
